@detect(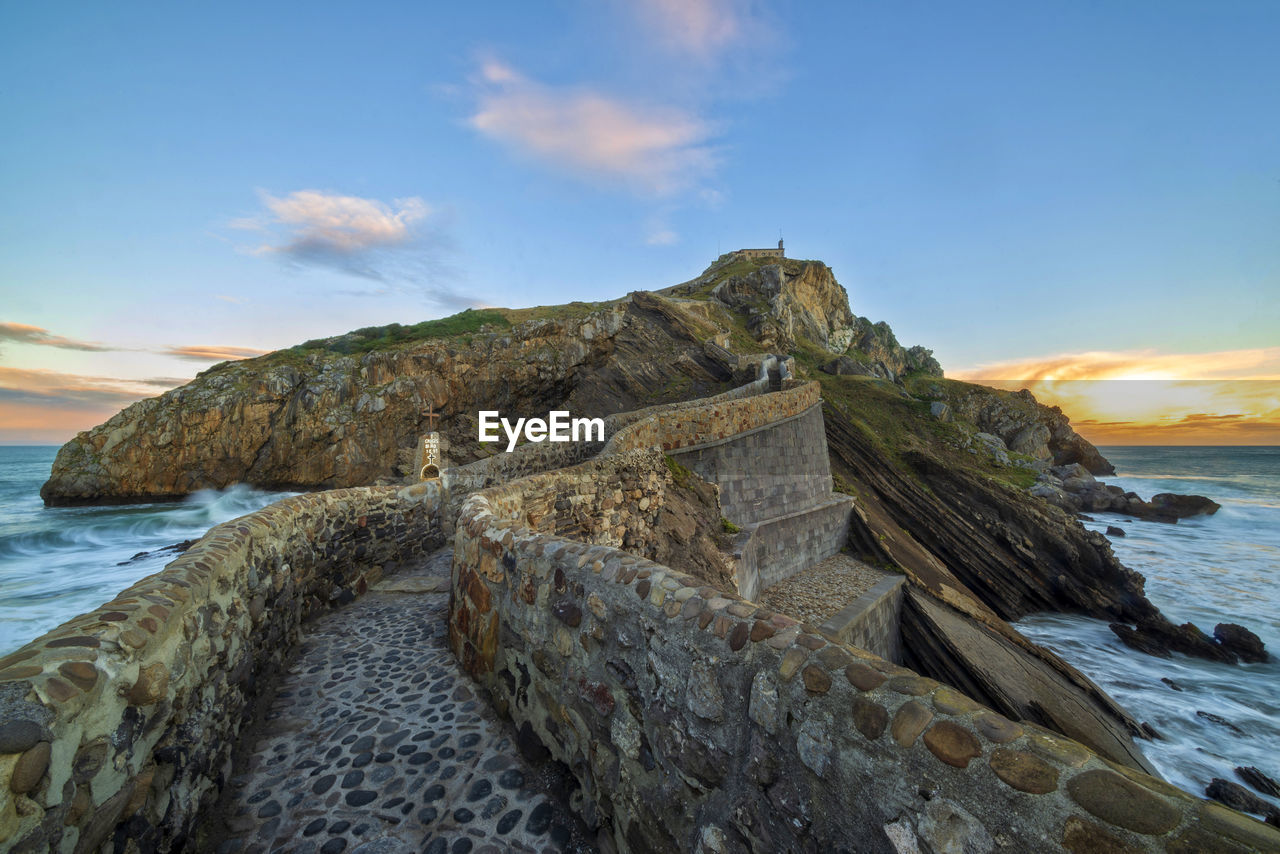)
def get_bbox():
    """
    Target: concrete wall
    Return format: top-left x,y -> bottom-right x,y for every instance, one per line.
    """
449,386 -> 1275,853
733,494 -> 854,603
0,483 -> 445,853
670,404 -> 832,525
820,575 -> 907,664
